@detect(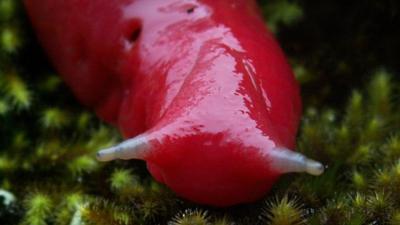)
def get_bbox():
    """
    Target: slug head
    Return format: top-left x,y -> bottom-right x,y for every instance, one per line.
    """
96,0 -> 325,206
25,0 -> 323,206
